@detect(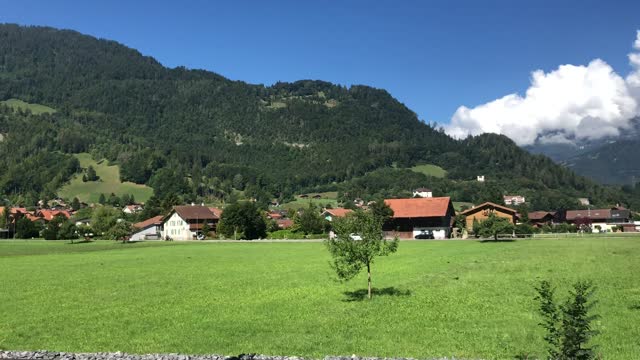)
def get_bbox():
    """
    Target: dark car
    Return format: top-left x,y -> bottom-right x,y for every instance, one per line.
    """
415,230 -> 434,239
